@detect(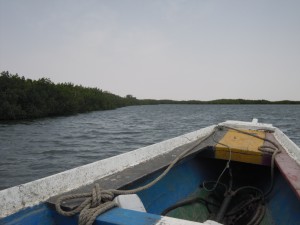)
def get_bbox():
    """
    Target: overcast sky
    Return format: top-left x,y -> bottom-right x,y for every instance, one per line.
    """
0,0 -> 299,101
